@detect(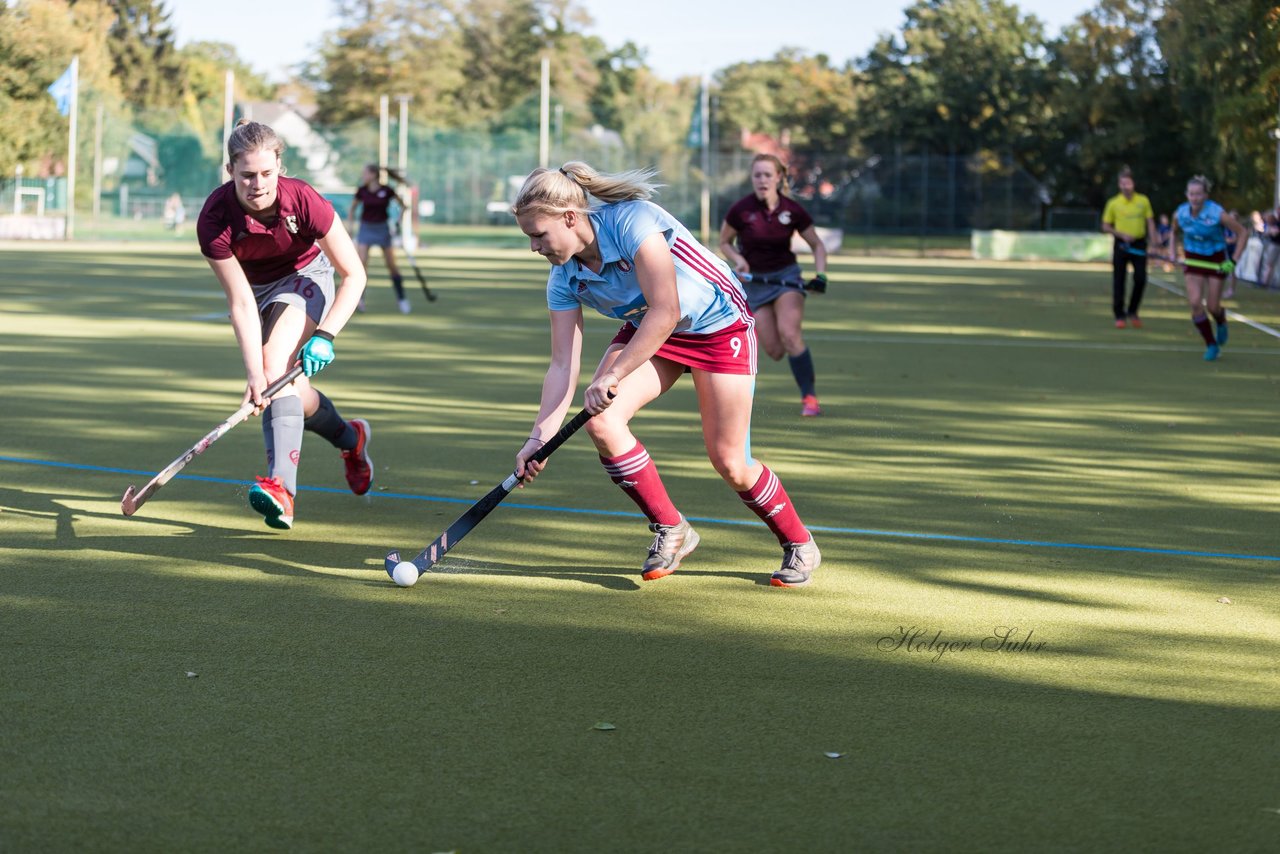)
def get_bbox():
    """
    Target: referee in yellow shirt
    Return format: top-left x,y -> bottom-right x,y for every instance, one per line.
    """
1101,167 -> 1158,328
